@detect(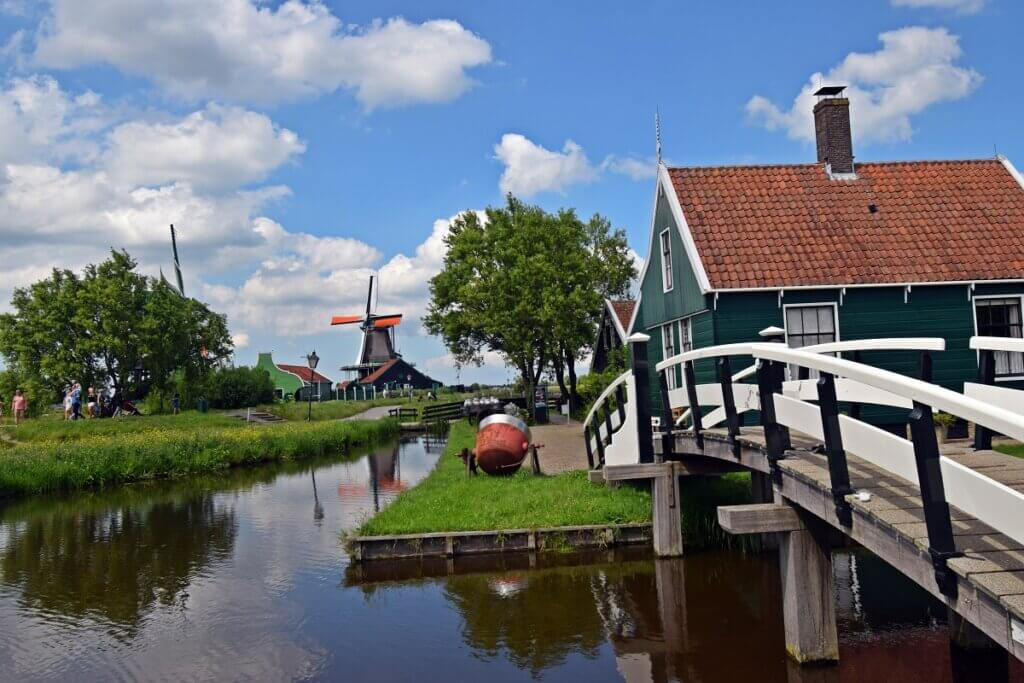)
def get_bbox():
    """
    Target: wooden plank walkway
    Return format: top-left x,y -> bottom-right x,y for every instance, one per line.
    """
658,427 -> 1024,661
